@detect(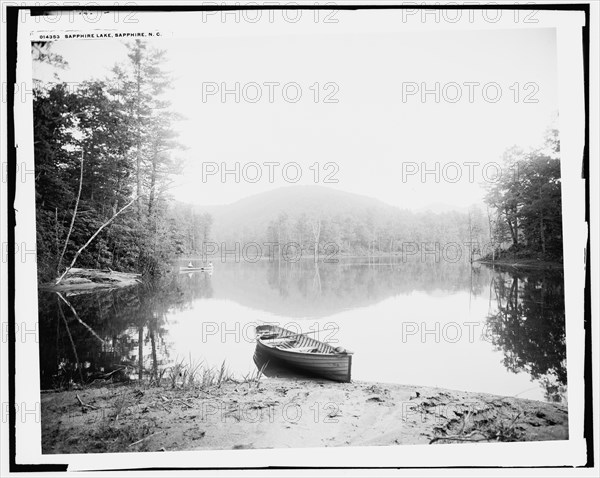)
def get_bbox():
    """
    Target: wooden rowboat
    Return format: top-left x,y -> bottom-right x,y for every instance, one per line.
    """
179,265 -> 213,273
255,324 -> 353,382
